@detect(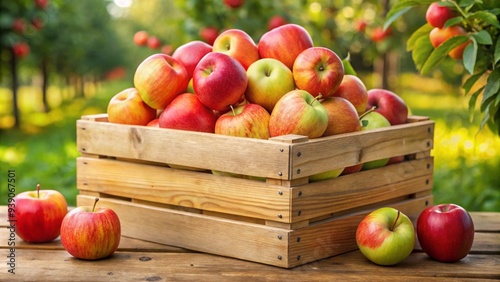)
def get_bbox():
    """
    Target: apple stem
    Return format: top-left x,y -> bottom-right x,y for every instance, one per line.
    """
230,105 -> 236,116
92,198 -> 99,212
310,94 -> 323,105
358,106 -> 377,120
36,184 -> 40,198
391,210 -> 401,231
